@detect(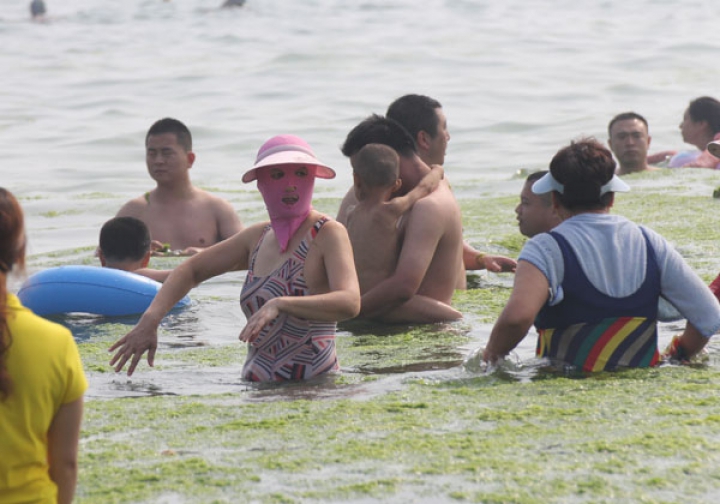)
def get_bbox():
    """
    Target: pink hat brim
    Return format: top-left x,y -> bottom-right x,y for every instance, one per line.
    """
242,150 -> 336,183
